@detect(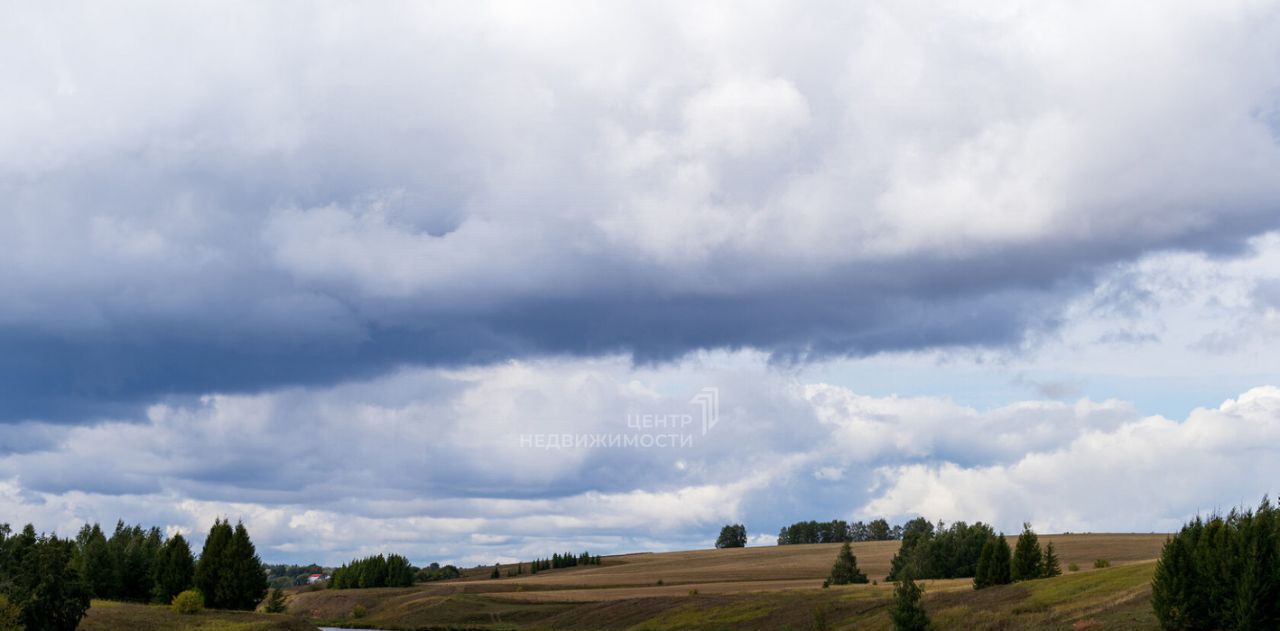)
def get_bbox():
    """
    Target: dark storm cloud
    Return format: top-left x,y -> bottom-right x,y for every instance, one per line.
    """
4,1 -> 1280,422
